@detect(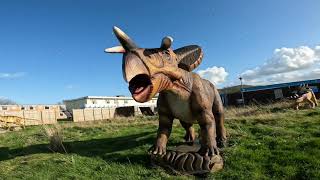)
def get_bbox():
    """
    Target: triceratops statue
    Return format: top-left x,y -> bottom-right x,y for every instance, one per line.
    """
105,26 -> 227,175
